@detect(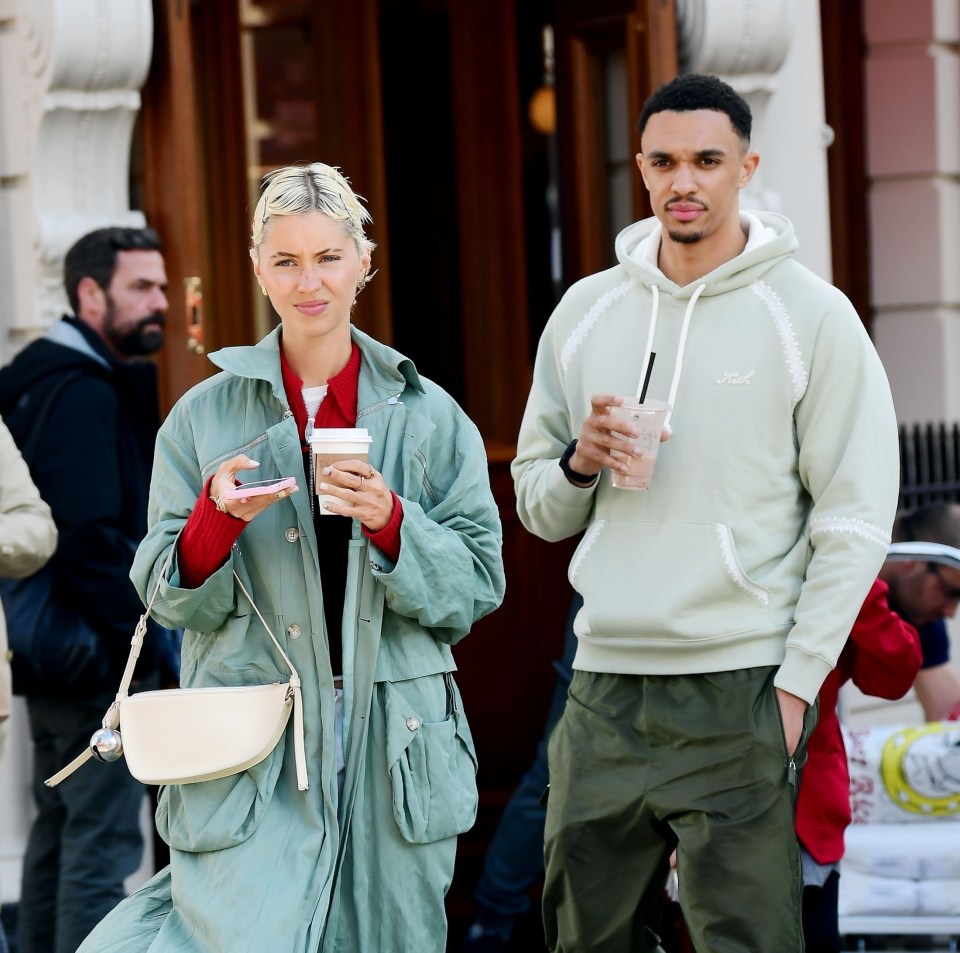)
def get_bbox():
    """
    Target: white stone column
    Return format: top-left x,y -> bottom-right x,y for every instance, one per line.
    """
676,0 -> 834,281
0,0 -> 153,361
0,0 -> 35,358
0,0 -> 155,907
865,0 -> 960,426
